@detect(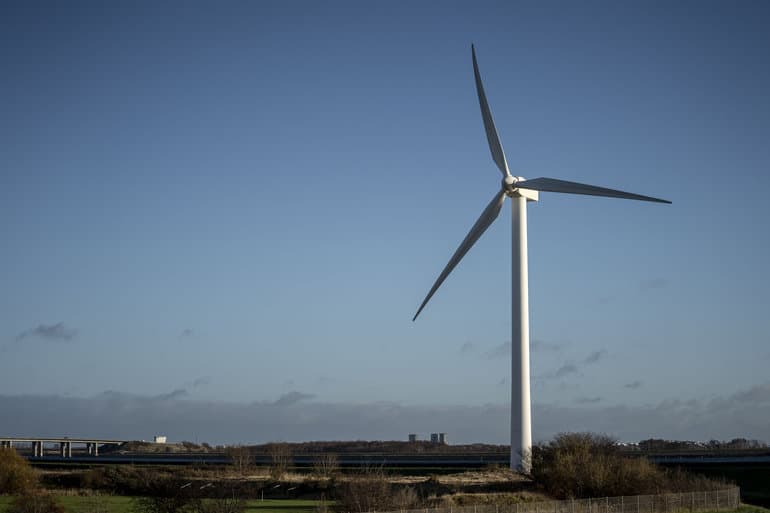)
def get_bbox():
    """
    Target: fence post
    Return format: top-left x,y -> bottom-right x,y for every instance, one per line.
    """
621,496 -> 624,513
606,497 -> 609,513
636,495 -> 639,513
